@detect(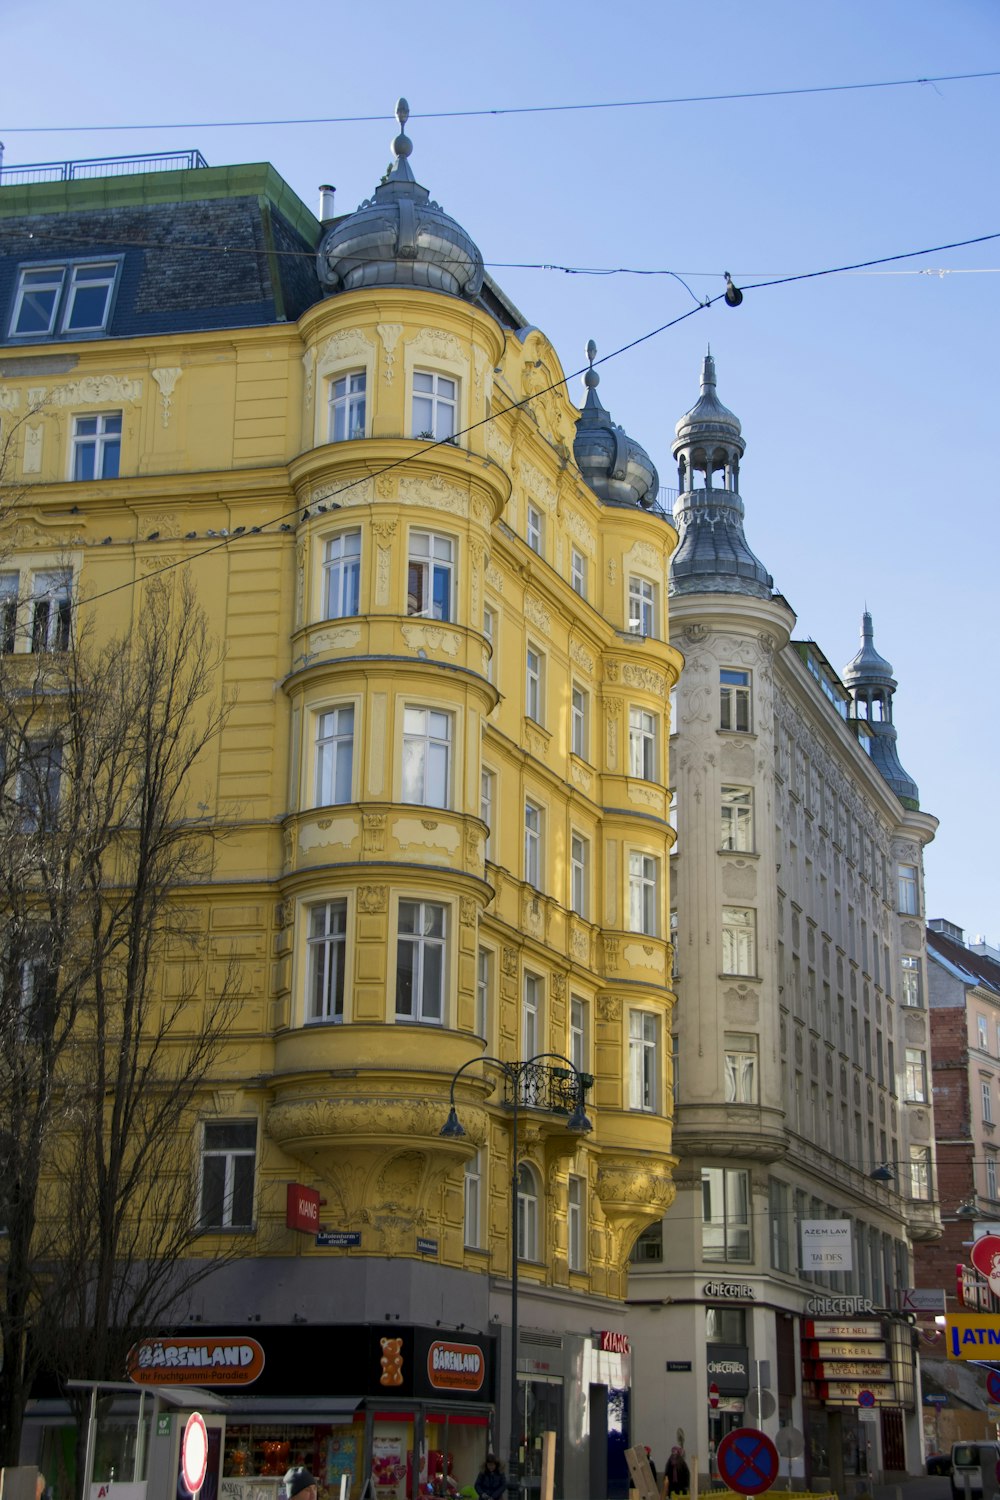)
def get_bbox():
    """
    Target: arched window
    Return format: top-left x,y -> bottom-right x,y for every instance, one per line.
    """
517,1163 -> 539,1261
